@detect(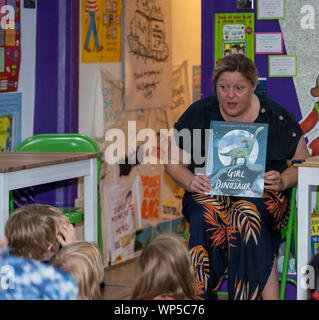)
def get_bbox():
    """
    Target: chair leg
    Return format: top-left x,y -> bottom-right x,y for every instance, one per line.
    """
279,187 -> 297,300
